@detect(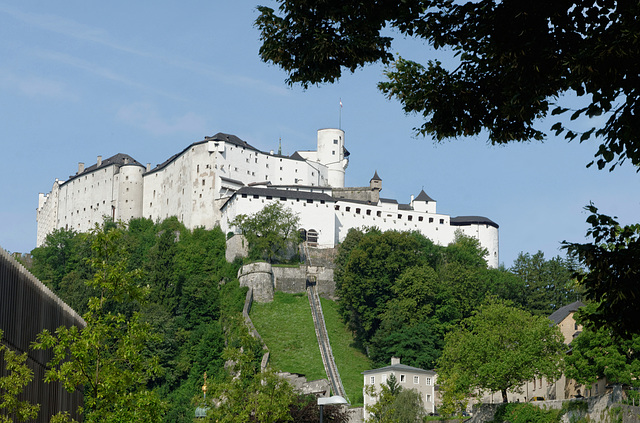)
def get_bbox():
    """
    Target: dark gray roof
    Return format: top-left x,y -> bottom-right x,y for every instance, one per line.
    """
398,204 -> 412,211
63,153 -> 144,185
548,301 -> 585,325
380,198 -> 398,204
371,170 -> 381,181
208,132 -> 260,152
450,216 -> 499,229
362,363 -> 435,376
289,151 -> 308,161
222,186 -> 336,210
415,189 -> 435,202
